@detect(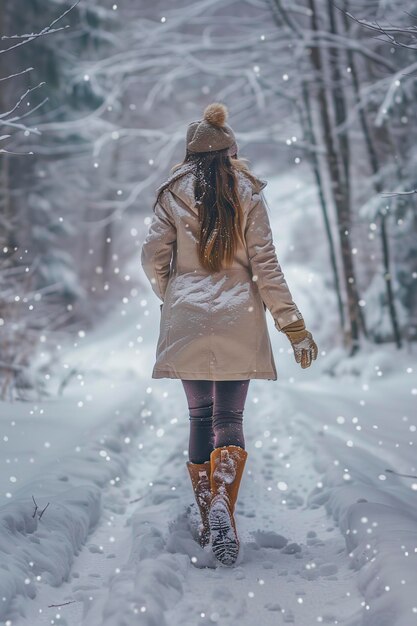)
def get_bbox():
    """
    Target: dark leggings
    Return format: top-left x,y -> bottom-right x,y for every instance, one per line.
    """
181,379 -> 250,464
